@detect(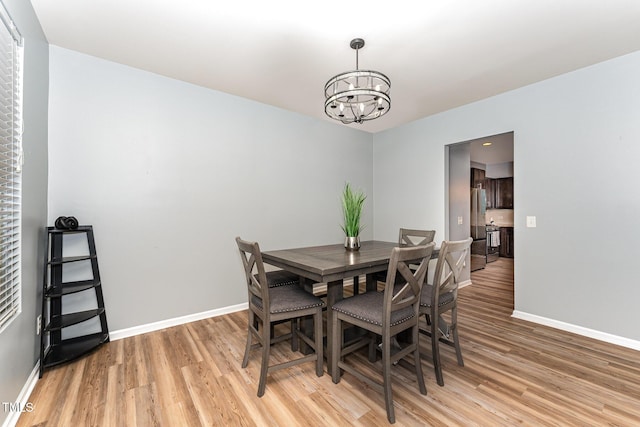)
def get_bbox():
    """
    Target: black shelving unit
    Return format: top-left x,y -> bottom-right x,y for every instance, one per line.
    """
39,225 -> 109,377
